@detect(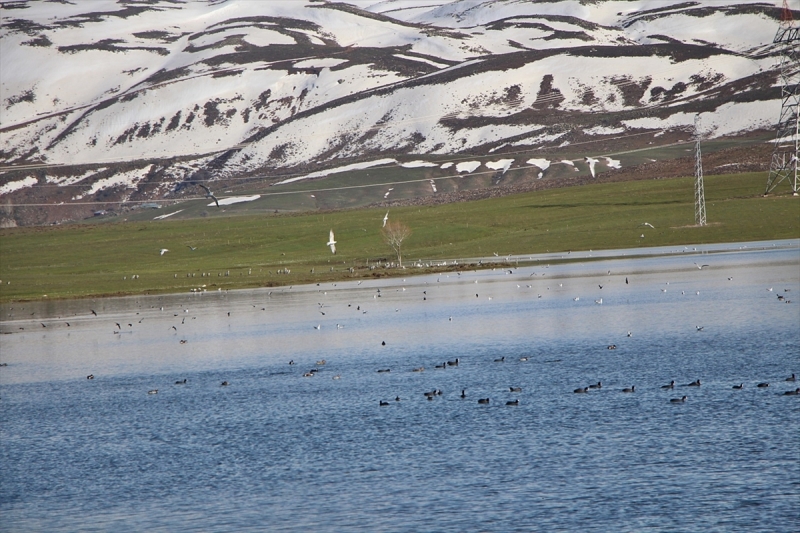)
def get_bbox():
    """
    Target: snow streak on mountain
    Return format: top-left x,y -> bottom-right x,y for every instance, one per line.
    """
0,0 -> 789,225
